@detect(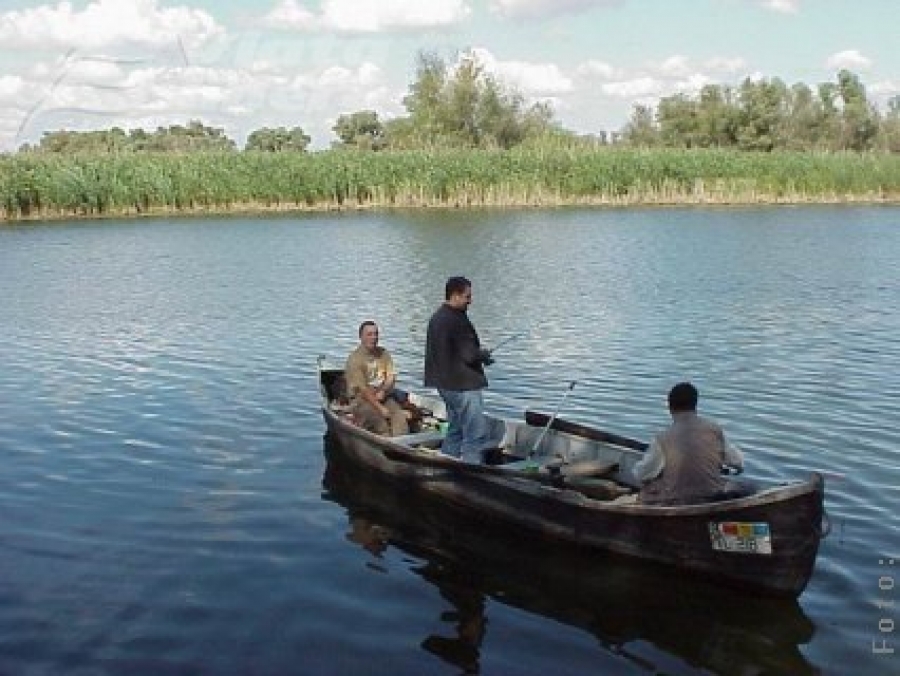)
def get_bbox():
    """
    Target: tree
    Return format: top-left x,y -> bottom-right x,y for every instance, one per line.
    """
657,94 -> 701,148
332,111 -> 385,150
877,95 -> 900,152
696,84 -> 739,147
835,69 -> 879,151
391,51 -> 556,149
735,77 -> 789,151
400,51 -> 449,146
245,126 -> 311,152
622,104 -> 658,146
779,83 -> 826,150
